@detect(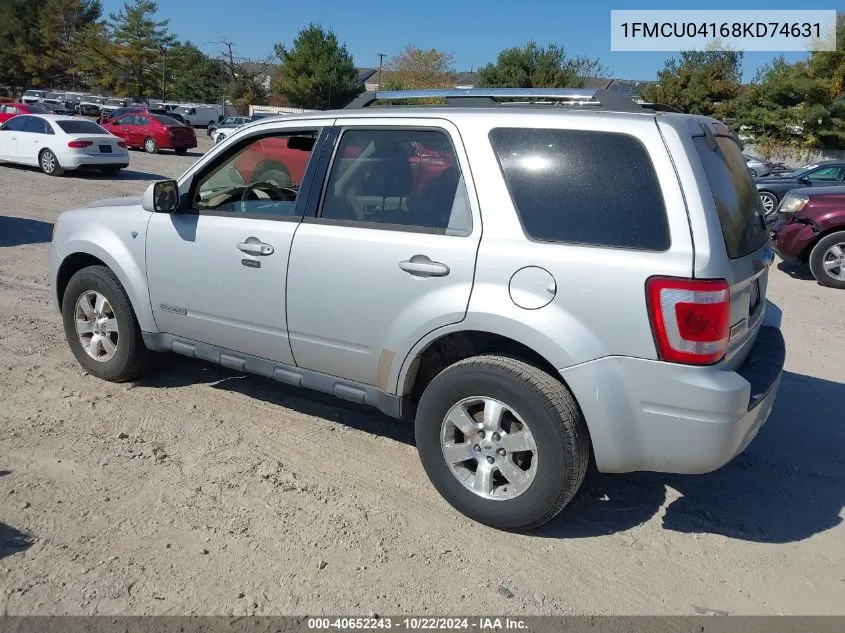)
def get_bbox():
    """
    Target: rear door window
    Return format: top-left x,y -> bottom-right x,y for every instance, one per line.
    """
693,134 -> 769,259
489,128 -> 670,250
